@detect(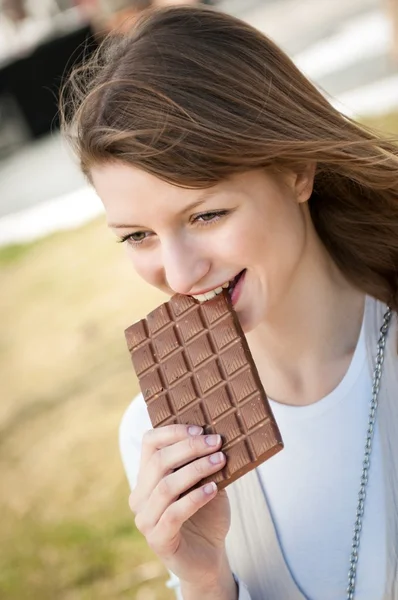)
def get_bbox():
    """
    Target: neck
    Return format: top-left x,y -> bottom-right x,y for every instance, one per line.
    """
247,241 -> 366,407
